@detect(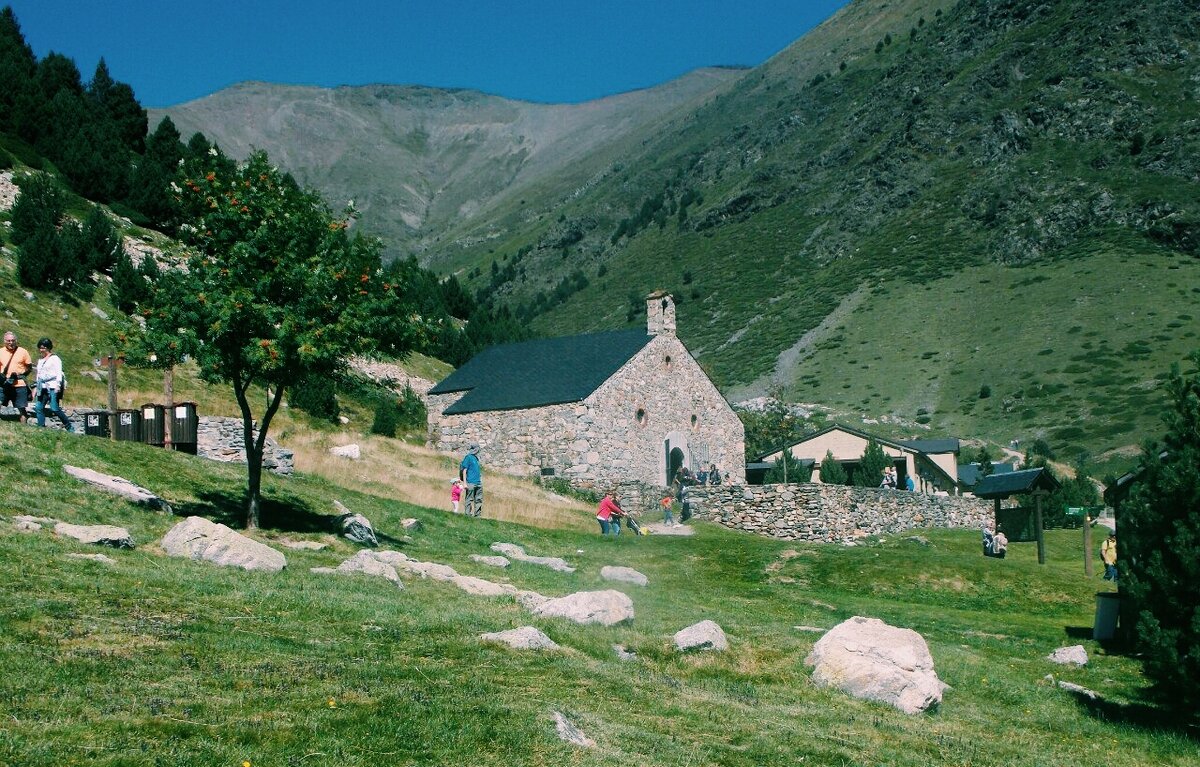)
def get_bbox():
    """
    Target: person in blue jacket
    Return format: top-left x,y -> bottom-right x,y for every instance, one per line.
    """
459,443 -> 484,518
